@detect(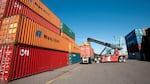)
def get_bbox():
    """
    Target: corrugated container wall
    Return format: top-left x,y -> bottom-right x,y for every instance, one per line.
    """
146,28 -> 150,36
141,28 -> 150,61
0,14 -> 69,52
61,23 -> 75,40
71,44 -> 80,53
125,29 -> 145,47
0,44 -> 69,81
61,32 -> 75,44
69,53 -> 81,64
0,0 -> 60,34
60,23 -> 80,53
0,0 -> 81,82
18,0 -> 60,28
80,46 -> 94,57
125,28 -> 146,59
